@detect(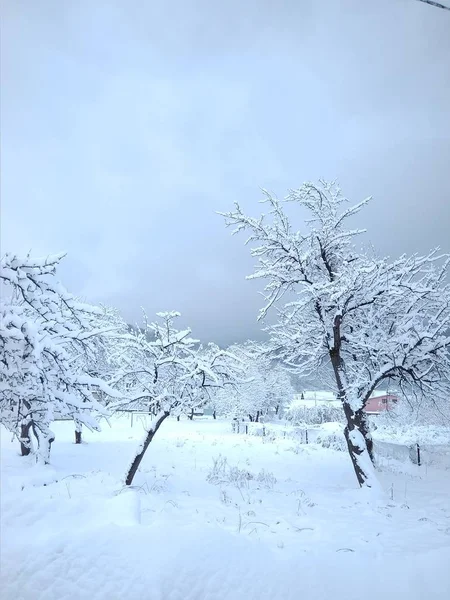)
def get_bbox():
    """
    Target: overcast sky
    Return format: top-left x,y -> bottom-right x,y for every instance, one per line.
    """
2,0 -> 449,345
